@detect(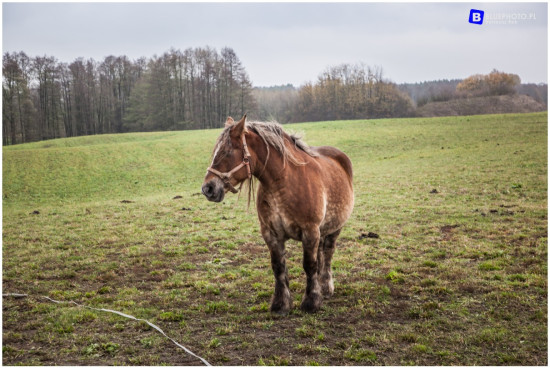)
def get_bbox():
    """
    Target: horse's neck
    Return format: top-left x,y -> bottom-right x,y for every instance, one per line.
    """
250,135 -> 289,189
